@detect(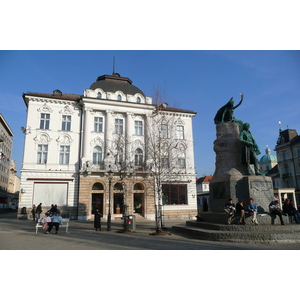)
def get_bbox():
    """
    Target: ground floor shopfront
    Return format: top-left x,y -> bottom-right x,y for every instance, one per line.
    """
78,172 -> 155,220
78,172 -> 197,221
18,170 -> 197,221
